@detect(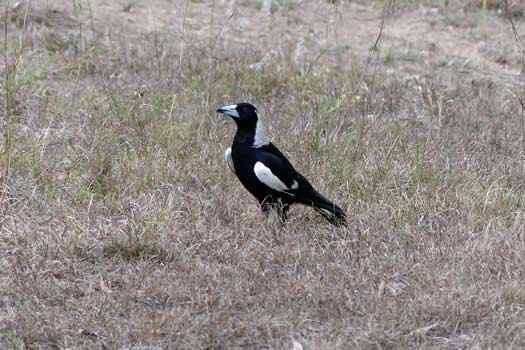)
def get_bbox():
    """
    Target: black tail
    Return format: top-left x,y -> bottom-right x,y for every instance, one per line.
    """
308,192 -> 347,226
